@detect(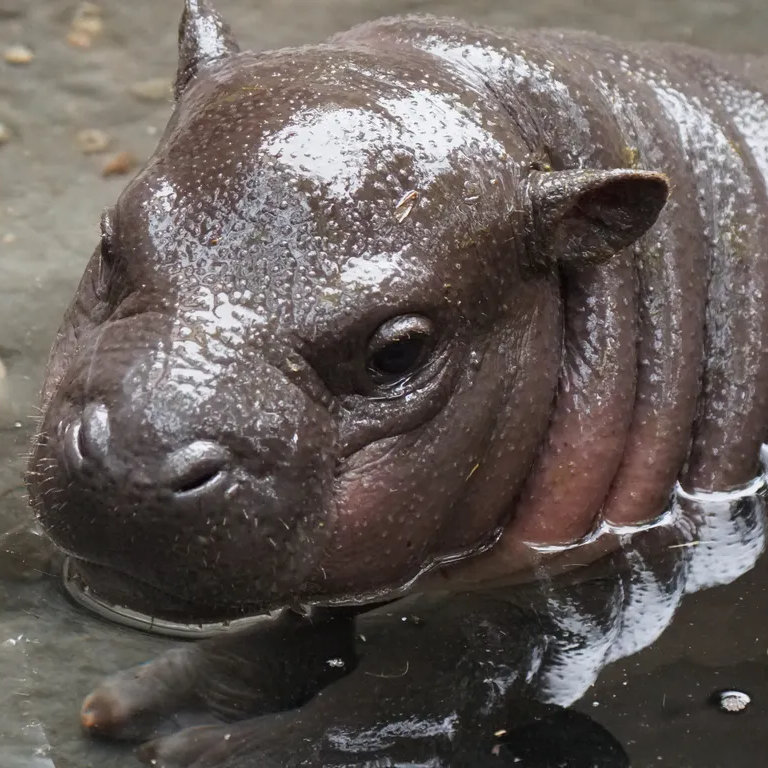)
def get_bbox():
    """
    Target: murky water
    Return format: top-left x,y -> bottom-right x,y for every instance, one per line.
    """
4,1 -> 768,766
